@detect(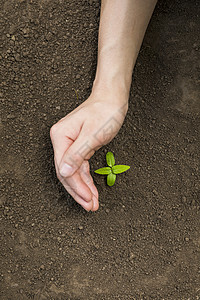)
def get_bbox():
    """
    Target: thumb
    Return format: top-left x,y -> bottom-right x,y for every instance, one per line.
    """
59,133 -> 97,177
